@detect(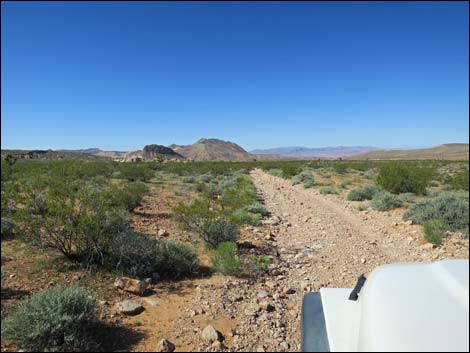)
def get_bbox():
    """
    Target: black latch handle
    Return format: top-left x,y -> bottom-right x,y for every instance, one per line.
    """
349,274 -> 367,301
